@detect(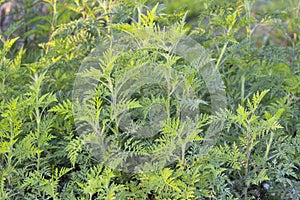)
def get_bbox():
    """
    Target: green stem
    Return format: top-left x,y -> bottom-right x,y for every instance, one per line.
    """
180,144 -> 185,169
138,5 -> 142,24
215,23 -> 233,70
51,0 -> 57,35
241,75 -> 245,106
243,121 -> 252,200
35,79 -> 41,170
7,121 -> 14,170
264,131 -> 274,160
104,0 -> 112,34
36,106 -> 41,171
215,41 -> 228,70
